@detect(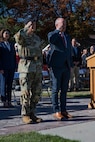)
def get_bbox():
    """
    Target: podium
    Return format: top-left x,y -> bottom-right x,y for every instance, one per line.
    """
86,54 -> 95,108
